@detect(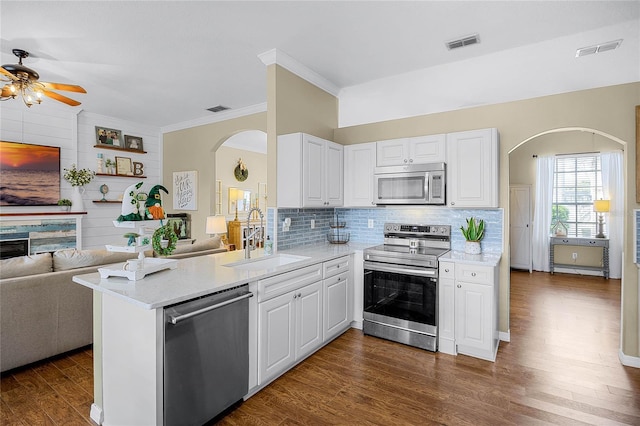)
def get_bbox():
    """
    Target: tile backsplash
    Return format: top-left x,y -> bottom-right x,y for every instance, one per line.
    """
273,206 -> 503,253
